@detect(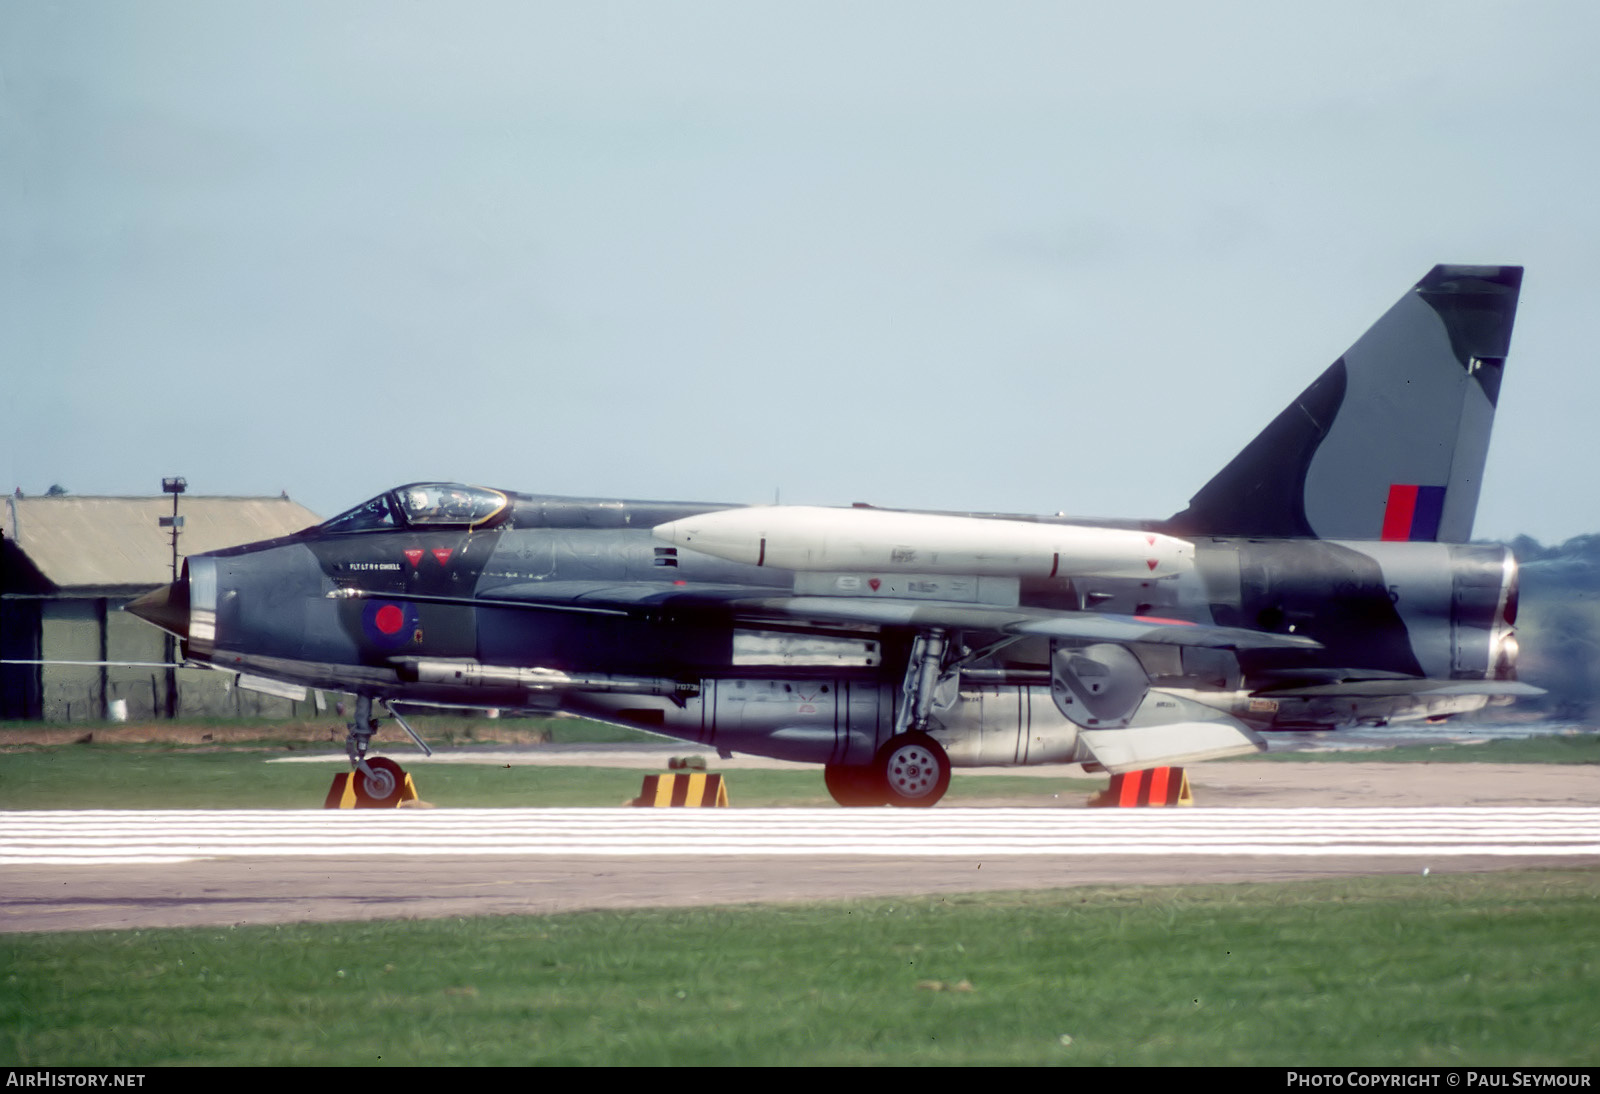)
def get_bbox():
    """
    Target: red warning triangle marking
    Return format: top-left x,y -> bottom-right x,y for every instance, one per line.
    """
868,578 -> 881,591
403,549 -> 423,567
1146,535 -> 1156,546
431,547 -> 454,566
1147,559 -> 1158,571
